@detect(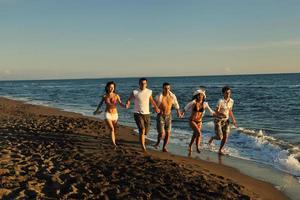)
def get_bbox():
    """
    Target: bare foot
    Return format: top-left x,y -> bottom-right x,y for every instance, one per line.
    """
208,139 -> 215,150
208,138 -> 214,146
188,146 -> 192,157
196,148 -> 201,154
154,143 -> 159,149
218,151 -> 228,156
162,148 -> 168,152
